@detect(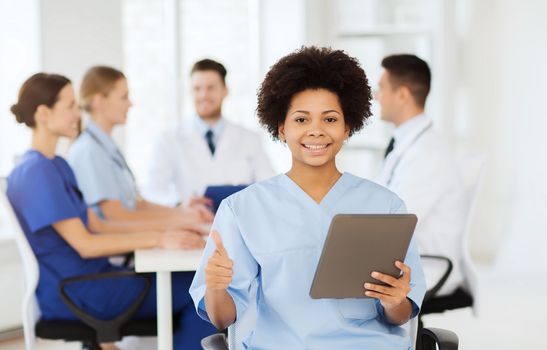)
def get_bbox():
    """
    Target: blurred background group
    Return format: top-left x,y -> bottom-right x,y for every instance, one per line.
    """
0,0 -> 546,349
